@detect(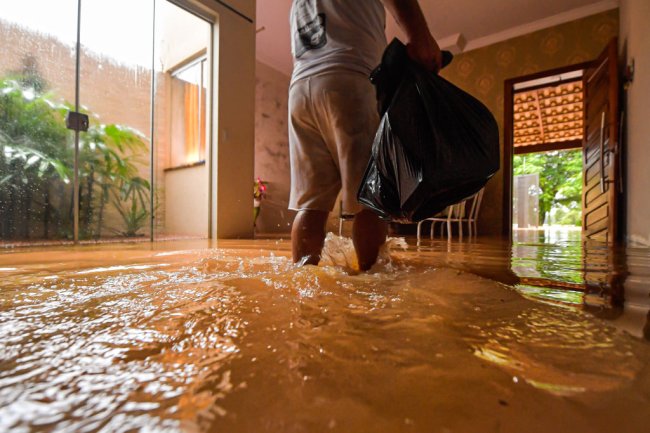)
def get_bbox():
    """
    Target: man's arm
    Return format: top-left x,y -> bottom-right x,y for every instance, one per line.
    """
382,0 -> 442,72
